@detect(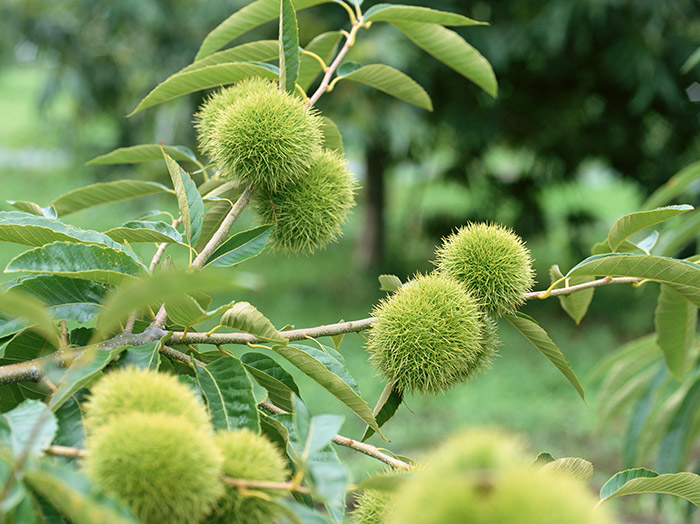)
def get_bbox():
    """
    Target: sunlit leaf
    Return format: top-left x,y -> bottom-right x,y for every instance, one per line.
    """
541,457 -> 594,482
104,221 -> 183,245
279,0 -> 300,92
549,265 -> 594,325
600,468 -> 700,507
162,149 -> 204,246
206,225 -> 272,267
85,145 -> 198,166
364,4 -> 487,25
220,302 -> 287,344
320,116 -> 344,155
378,274 -> 402,292
298,31 -> 342,90
607,205 -> 693,252
337,63 -> 432,110
180,40 -> 279,74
